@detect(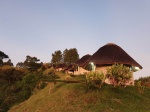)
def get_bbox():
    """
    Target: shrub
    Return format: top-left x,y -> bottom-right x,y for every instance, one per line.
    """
106,64 -> 132,87
86,71 -> 105,90
43,68 -> 59,82
136,81 -> 145,93
20,73 -> 41,99
0,66 -> 26,84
